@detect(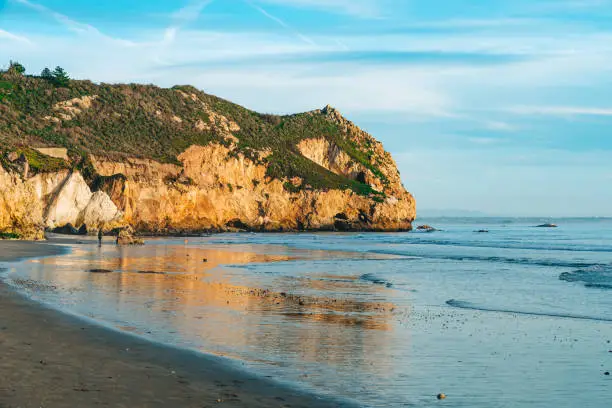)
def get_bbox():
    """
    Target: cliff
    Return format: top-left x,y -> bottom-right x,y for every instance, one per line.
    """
0,70 -> 415,239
